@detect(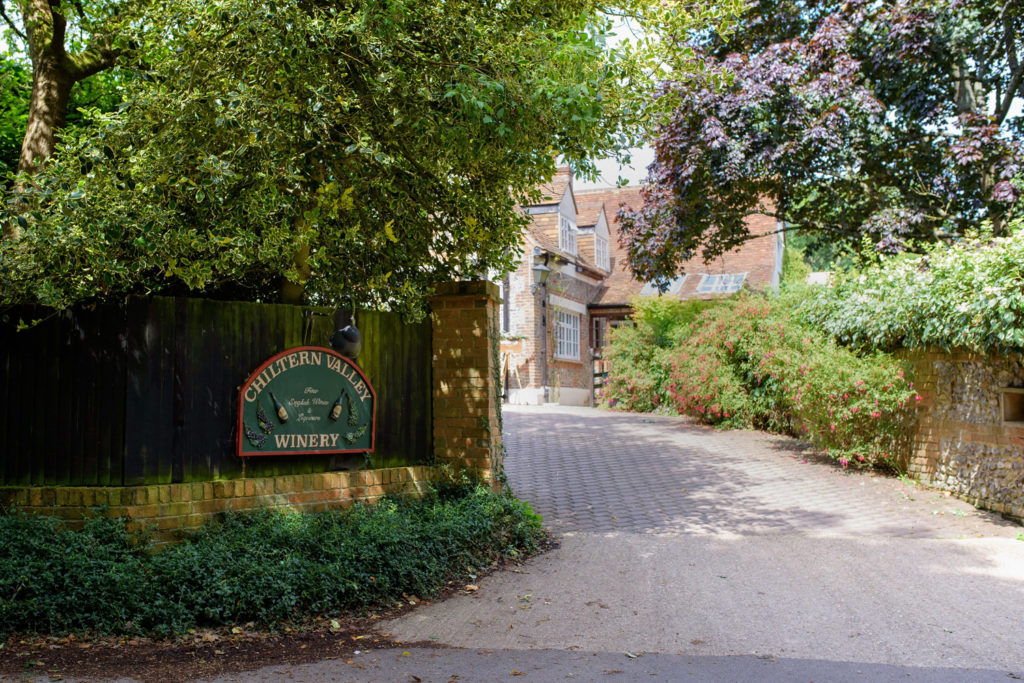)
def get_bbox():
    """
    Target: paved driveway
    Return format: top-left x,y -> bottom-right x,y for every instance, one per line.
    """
502,406 -> 1012,539
215,406 -> 1024,682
